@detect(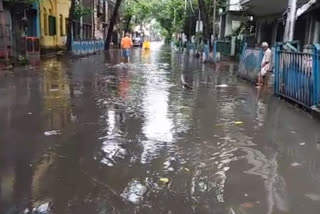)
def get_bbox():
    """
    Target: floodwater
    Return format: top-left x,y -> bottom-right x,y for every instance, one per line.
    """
1,43 -> 320,214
